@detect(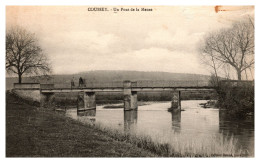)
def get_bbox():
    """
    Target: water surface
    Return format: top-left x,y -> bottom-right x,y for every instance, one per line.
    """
66,100 -> 254,155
